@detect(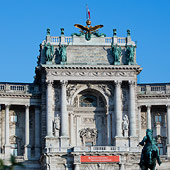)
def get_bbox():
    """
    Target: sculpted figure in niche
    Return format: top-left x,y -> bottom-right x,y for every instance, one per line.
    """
127,45 -> 135,65
44,42 -> 54,63
122,114 -> 129,137
53,114 -> 60,137
59,44 -> 67,64
111,44 -> 121,65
